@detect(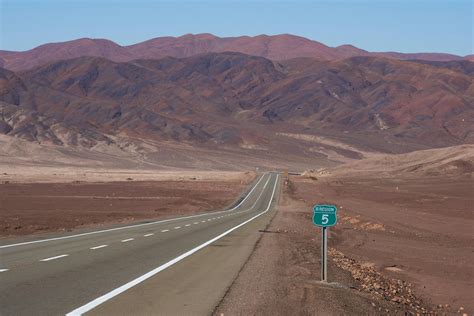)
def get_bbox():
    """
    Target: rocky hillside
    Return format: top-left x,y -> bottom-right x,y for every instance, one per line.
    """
0,53 -> 472,158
